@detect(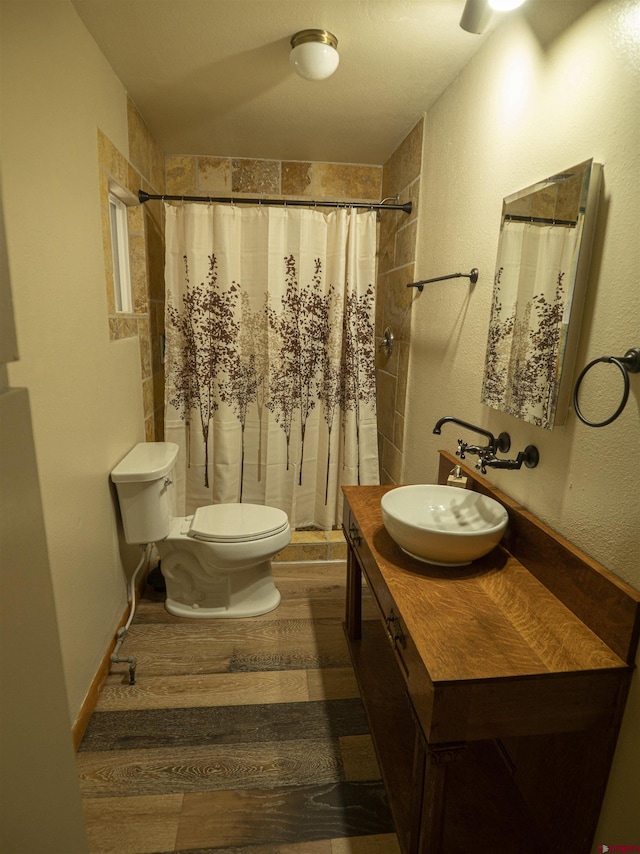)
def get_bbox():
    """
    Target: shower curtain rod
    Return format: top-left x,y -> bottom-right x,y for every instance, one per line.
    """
138,189 -> 412,214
